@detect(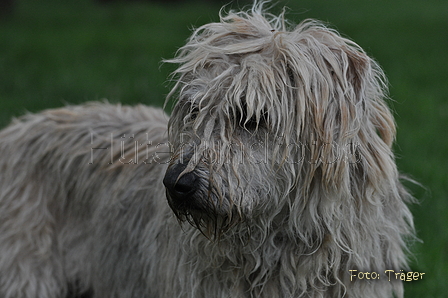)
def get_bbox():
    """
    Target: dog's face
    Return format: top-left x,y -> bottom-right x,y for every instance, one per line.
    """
163,8 -> 395,239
